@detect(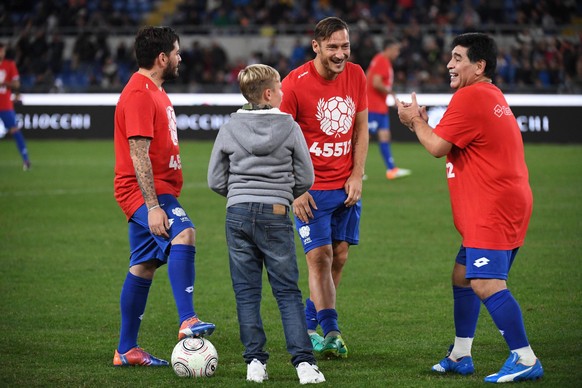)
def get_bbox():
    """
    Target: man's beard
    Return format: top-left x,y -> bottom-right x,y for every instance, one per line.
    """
162,64 -> 179,81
